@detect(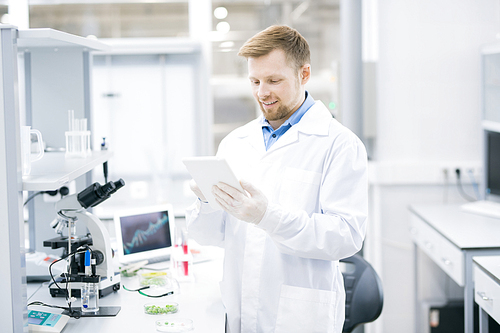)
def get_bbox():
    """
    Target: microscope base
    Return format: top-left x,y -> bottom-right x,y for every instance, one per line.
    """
62,306 -> 121,317
49,272 -> 121,298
